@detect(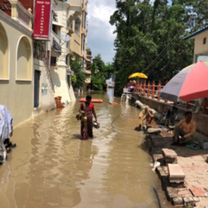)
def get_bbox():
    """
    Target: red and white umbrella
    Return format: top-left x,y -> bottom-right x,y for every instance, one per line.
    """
160,60 -> 208,101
